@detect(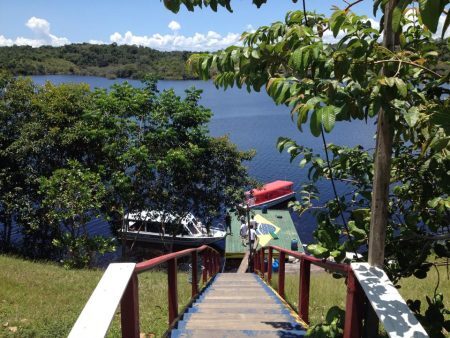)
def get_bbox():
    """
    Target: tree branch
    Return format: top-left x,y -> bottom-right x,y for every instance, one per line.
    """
344,0 -> 365,12
373,59 -> 442,78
